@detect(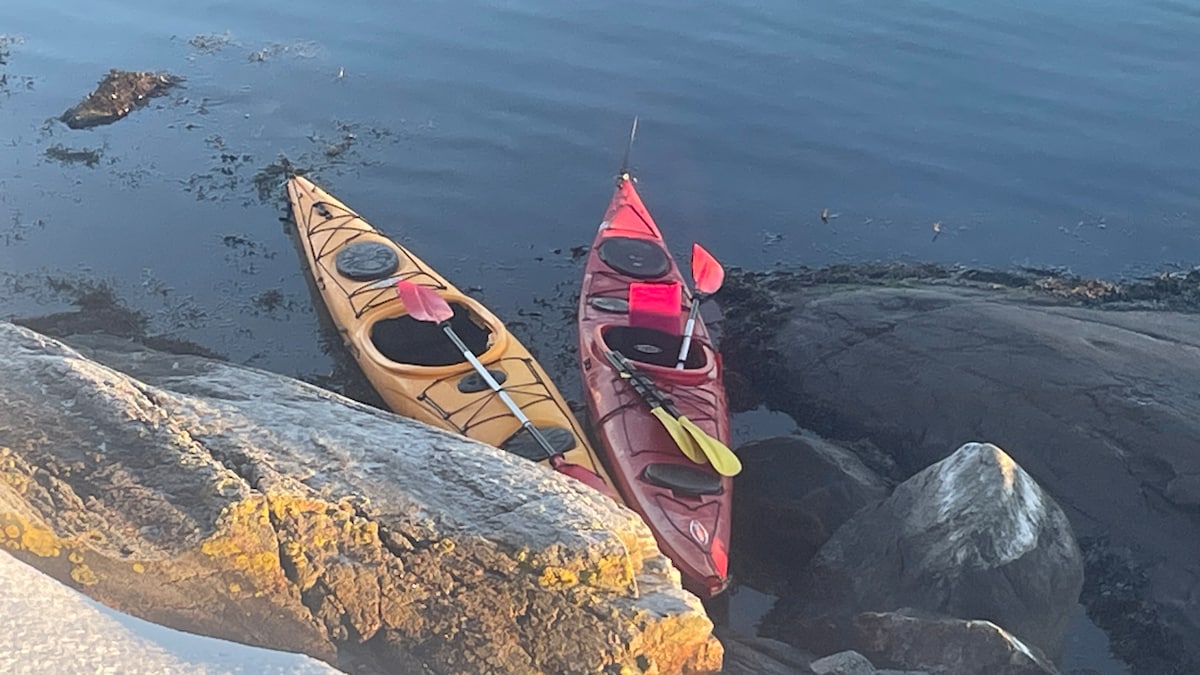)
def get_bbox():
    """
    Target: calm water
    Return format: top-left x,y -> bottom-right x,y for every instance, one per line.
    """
1,0 -> 1188,671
